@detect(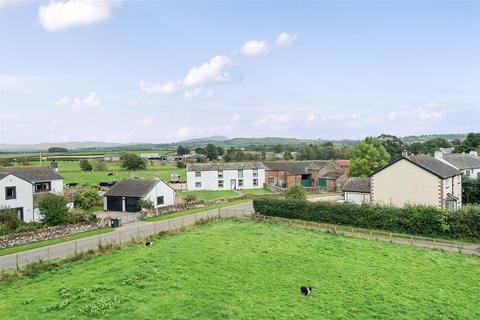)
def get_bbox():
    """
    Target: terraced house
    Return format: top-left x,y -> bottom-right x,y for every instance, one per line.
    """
186,162 -> 266,191
0,166 -> 64,222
